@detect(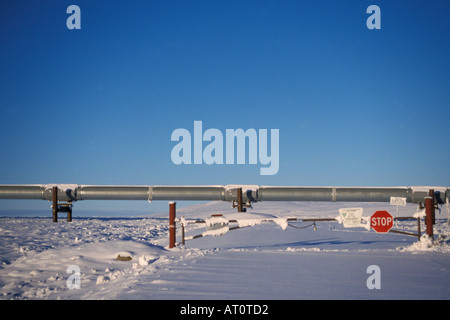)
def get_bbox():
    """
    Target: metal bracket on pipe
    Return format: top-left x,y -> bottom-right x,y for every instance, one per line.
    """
147,186 -> 153,203
331,188 -> 337,202
43,184 -> 78,202
231,187 -> 253,212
